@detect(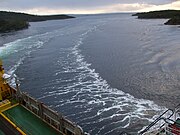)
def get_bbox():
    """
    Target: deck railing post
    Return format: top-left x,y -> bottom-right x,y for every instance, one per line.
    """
38,102 -> 43,118
15,76 -> 23,104
58,115 -> 64,132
